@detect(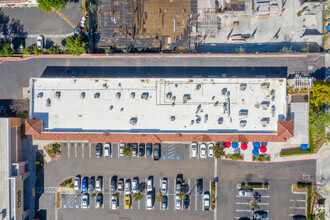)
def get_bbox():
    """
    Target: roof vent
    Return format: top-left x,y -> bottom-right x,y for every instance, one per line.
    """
37,92 -> 43,98
196,84 -> 201,90
172,96 -> 176,101
116,92 -> 121,99
183,94 -> 191,103
261,82 -> 270,90
130,92 -> 135,99
103,83 -> 107,88
170,116 -> 176,121
141,92 -> 149,100
214,101 -> 219,107
130,117 -> 137,125
261,101 -> 270,109
271,105 -> 275,117
261,118 -> 270,126
270,89 -> 275,95
222,88 -> 227,95
46,98 -> 51,106
204,114 -> 208,123
55,91 -> 61,98
240,84 -> 247,91
191,120 -> 194,125
80,92 -> 85,99
109,105 -> 113,110
239,120 -> 247,127
239,109 -> 248,116
218,117 -> 223,124
94,93 -> 100,98
196,117 -> 201,124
